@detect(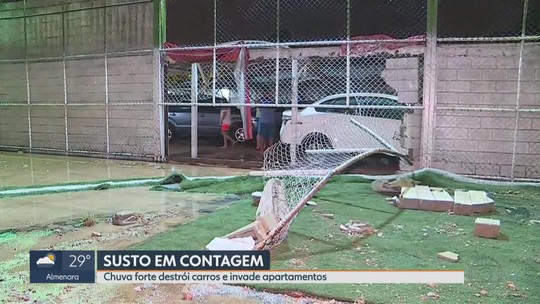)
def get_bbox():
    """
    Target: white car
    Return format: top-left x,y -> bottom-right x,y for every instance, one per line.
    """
280,93 -> 409,160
